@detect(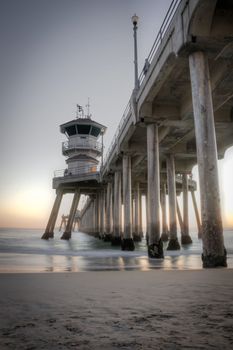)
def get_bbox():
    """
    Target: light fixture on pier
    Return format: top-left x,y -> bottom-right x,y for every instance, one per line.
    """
131,14 -> 139,90
132,14 -> 139,26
